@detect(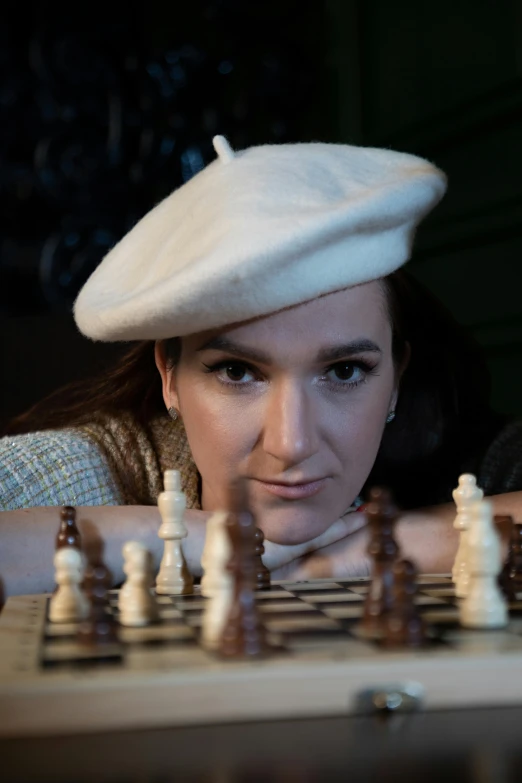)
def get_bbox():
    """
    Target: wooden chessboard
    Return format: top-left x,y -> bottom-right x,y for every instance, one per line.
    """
2,575 -> 522,737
